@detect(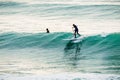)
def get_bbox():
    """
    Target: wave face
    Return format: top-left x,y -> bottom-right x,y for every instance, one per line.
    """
0,32 -> 120,75
0,32 -> 71,49
0,32 -> 119,49
0,32 -> 120,47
